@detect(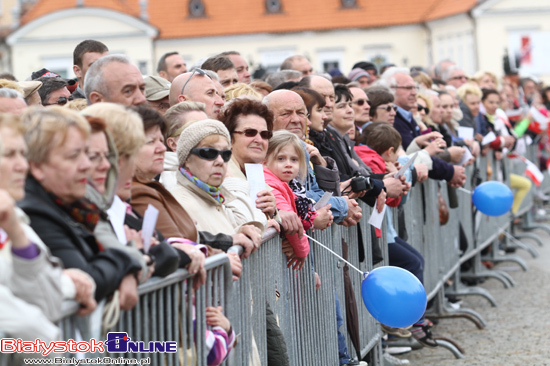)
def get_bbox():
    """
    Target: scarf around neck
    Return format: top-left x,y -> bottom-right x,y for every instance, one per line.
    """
180,167 -> 225,204
50,192 -> 101,233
